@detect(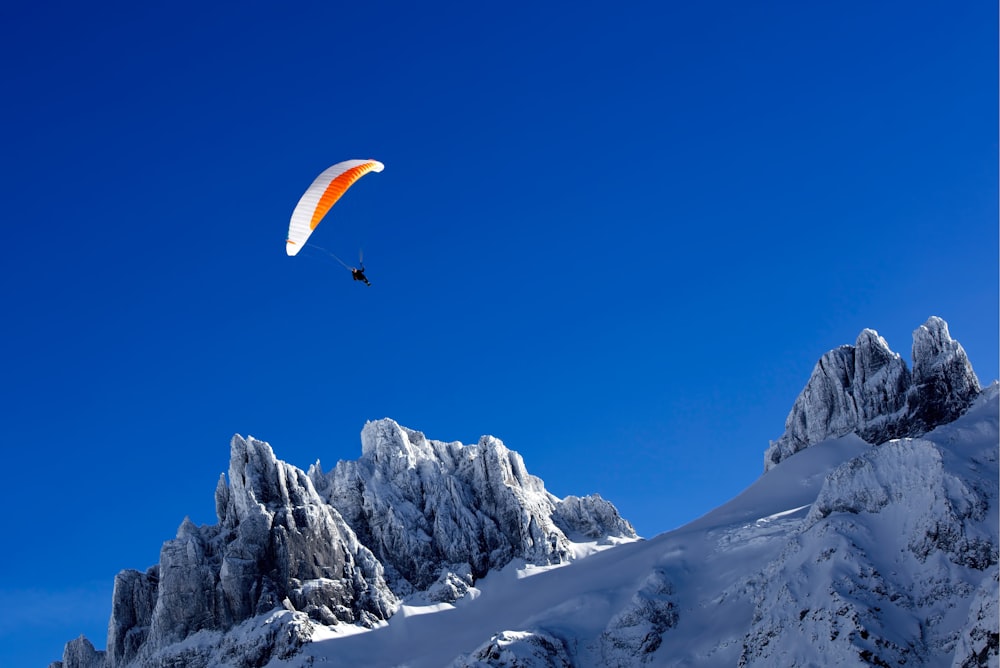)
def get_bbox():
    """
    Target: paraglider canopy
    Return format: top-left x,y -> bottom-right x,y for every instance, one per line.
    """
286,159 -> 384,256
